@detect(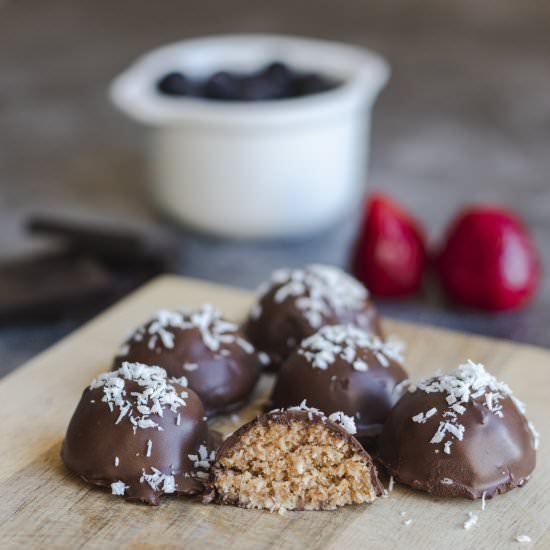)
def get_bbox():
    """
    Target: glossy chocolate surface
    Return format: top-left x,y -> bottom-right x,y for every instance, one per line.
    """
377,361 -> 538,499
245,265 -> 382,371
269,325 -> 408,445
62,363 -> 217,505
114,305 -> 263,416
